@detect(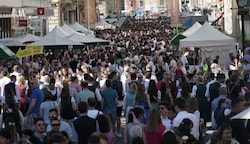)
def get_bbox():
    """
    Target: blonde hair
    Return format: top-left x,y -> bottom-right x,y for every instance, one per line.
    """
17,75 -> 25,85
128,83 -> 137,94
